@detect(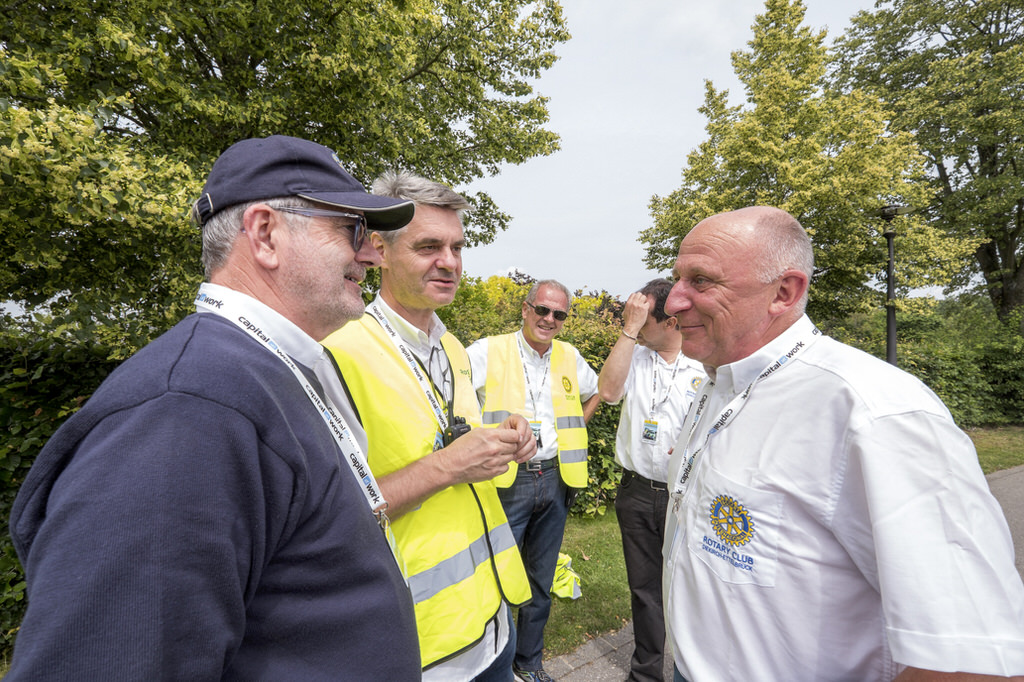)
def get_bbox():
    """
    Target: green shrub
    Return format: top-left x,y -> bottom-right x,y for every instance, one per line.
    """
0,320 -> 120,656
